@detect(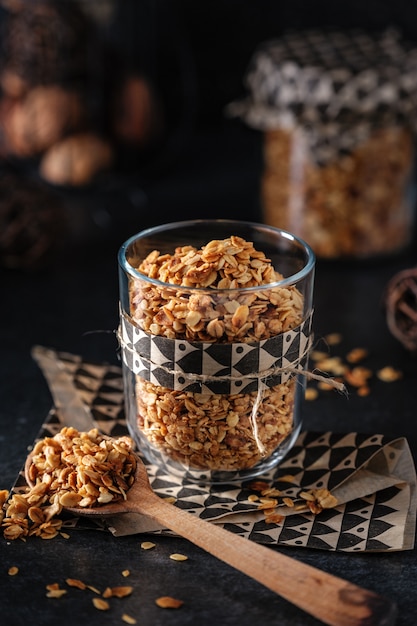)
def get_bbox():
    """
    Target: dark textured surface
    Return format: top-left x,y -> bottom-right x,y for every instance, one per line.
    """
1,123 -> 417,626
